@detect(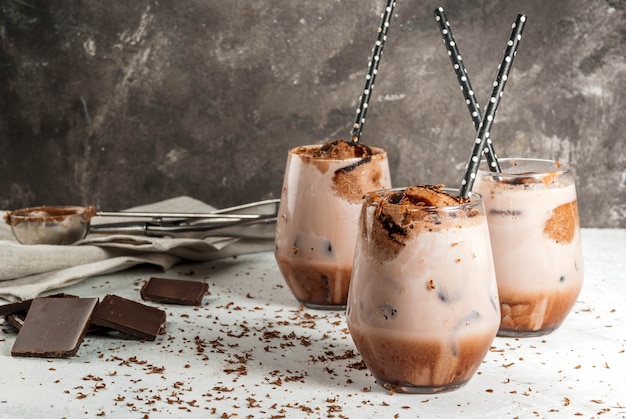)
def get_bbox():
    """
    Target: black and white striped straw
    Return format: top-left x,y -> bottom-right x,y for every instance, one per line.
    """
434,7 -> 501,172
459,13 -> 527,198
350,0 -> 396,143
